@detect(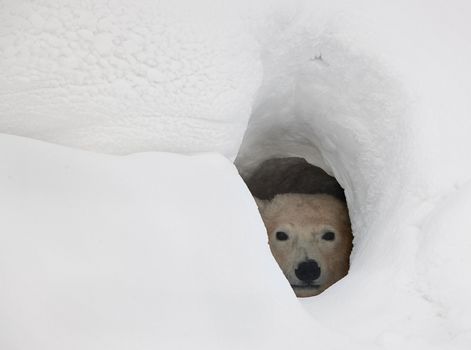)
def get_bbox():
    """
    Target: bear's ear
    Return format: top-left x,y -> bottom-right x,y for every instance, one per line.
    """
254,197 -> 269,214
